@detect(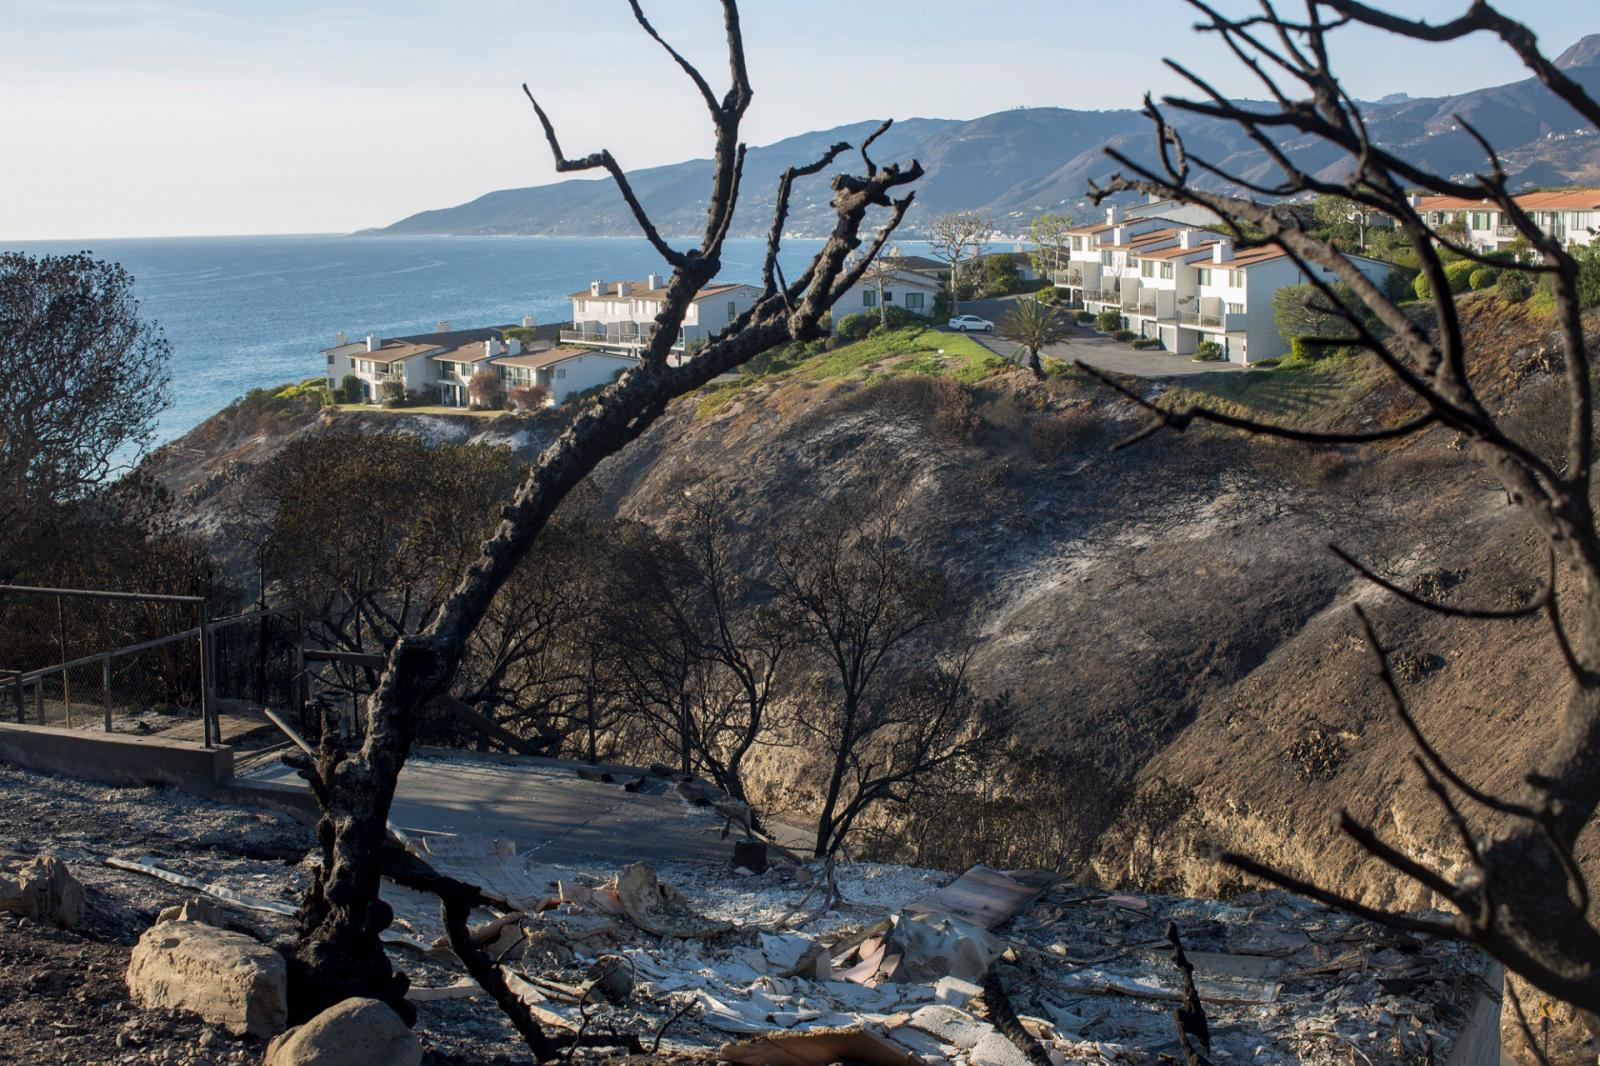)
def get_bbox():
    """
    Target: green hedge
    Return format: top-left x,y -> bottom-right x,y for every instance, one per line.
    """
1095,309 -> 1123,332
1193,340 -> 1223,362
1111,329 -> 1137,342
1413,259 -> 1477,300
1468,266 -> 1501,291
1131,337 -> 1163,350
